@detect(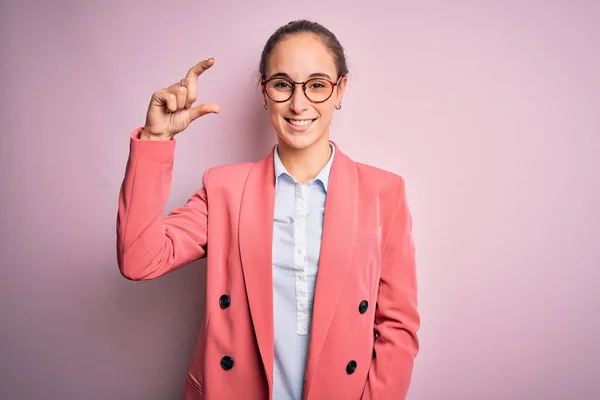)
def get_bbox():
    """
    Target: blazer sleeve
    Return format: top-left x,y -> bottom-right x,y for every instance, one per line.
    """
116,128 -> 209,280
361,177 -> 420,399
